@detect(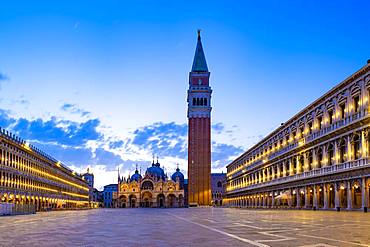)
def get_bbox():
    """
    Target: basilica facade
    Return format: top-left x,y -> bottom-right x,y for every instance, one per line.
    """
225,61 -> 370,211
114,160 -> 185,208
